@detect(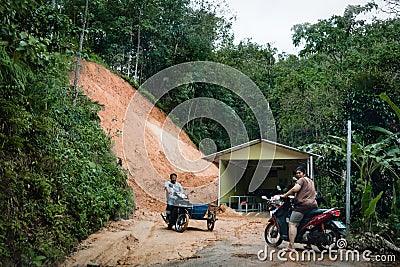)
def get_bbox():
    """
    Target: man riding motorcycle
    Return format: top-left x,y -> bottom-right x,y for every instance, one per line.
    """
164,173 -> 184,223
280,166 -> 317,252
